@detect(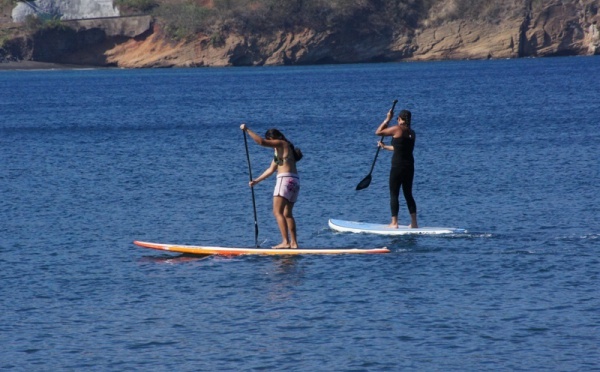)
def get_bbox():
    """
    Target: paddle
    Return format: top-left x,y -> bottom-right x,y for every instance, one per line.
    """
356,99 -> 398,190
243,130 -> 259,247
